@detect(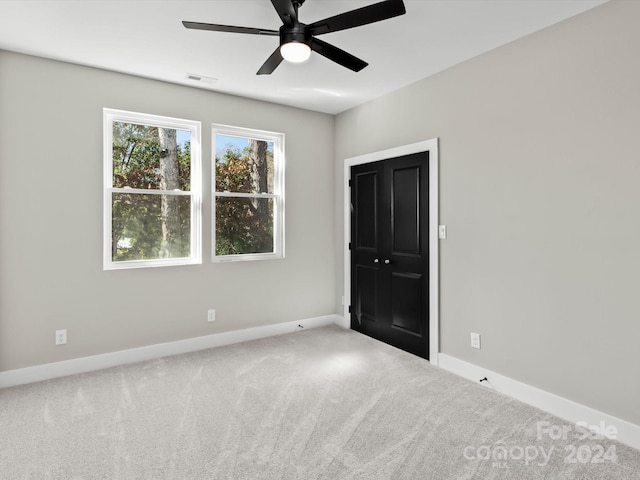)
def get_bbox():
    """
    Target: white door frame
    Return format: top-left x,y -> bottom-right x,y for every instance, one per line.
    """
342,138 -> 439,365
